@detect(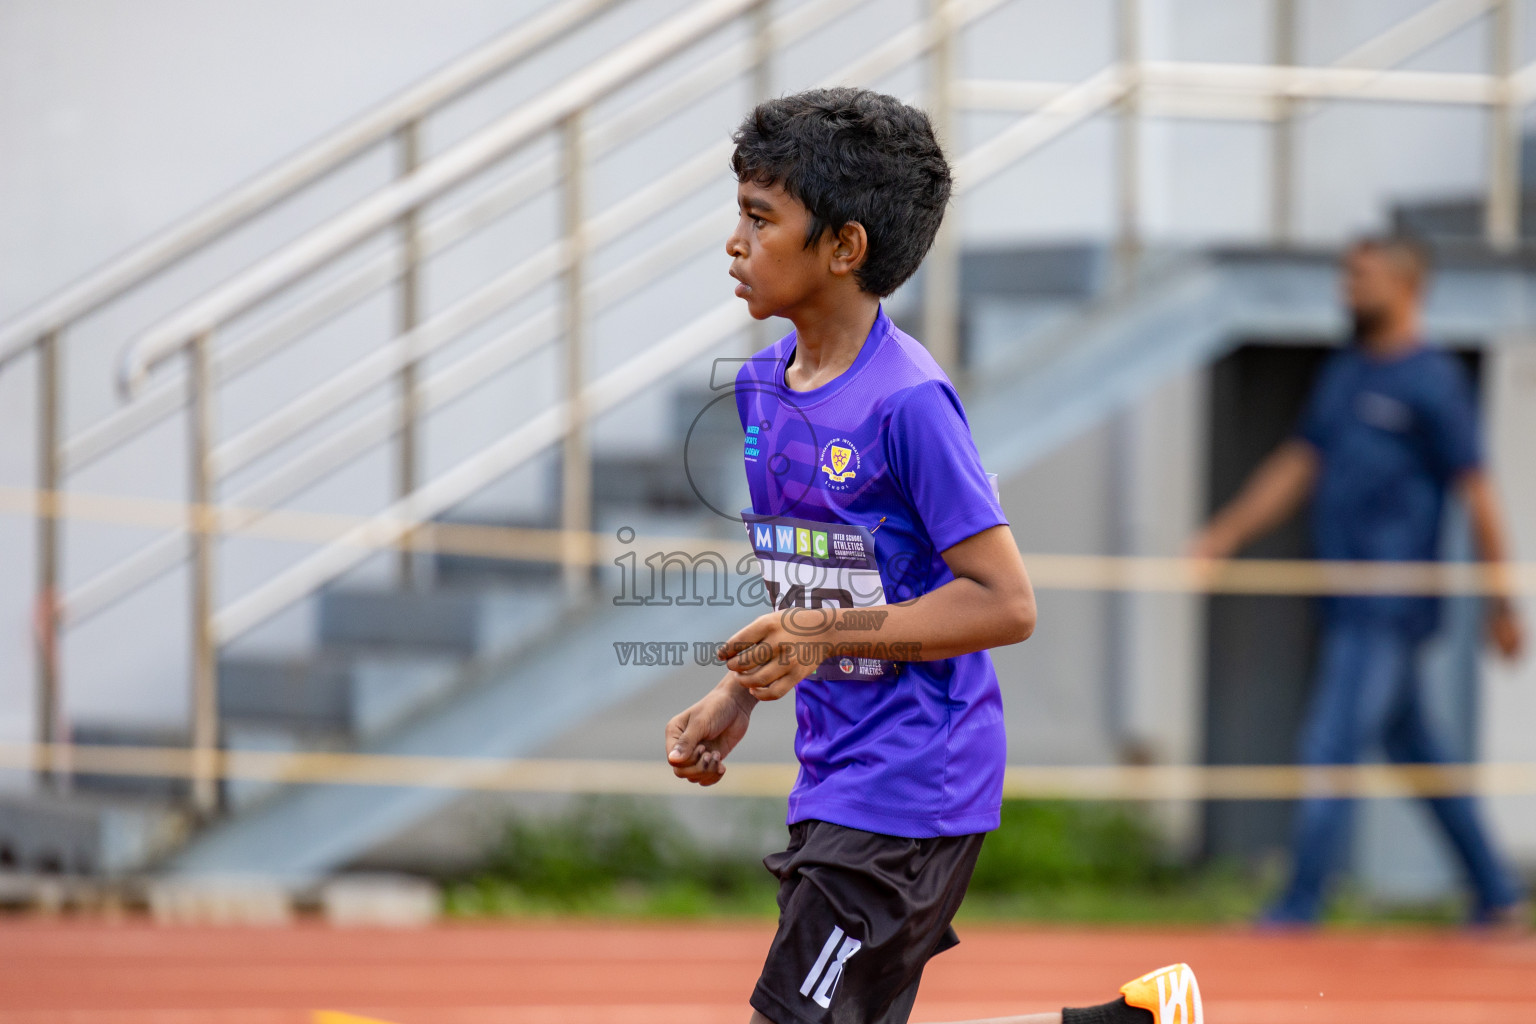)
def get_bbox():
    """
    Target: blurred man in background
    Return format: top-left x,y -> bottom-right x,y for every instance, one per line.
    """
1192,236 -> 1526,926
